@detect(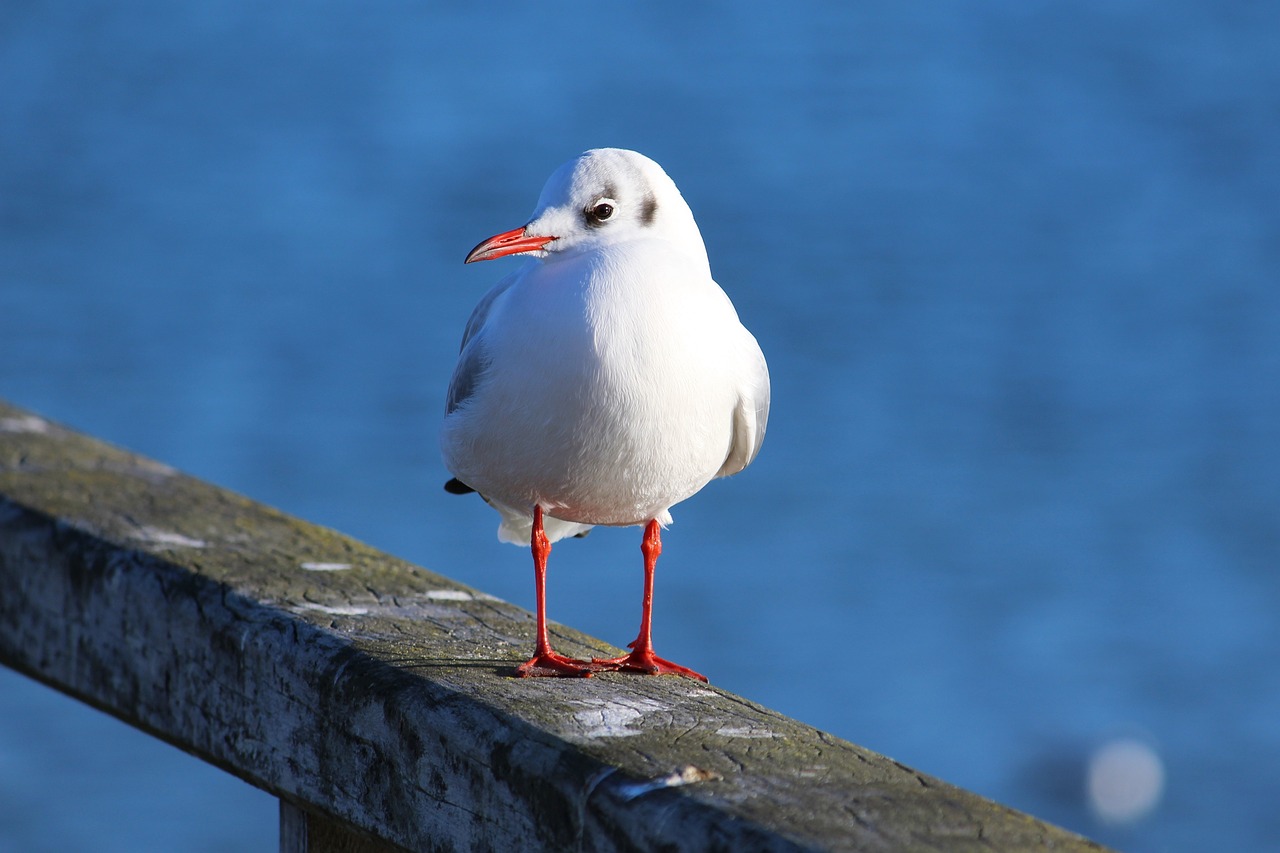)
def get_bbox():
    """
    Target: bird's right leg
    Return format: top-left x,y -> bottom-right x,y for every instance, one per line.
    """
515,505 -> 595,677
592,519 -> 708,681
